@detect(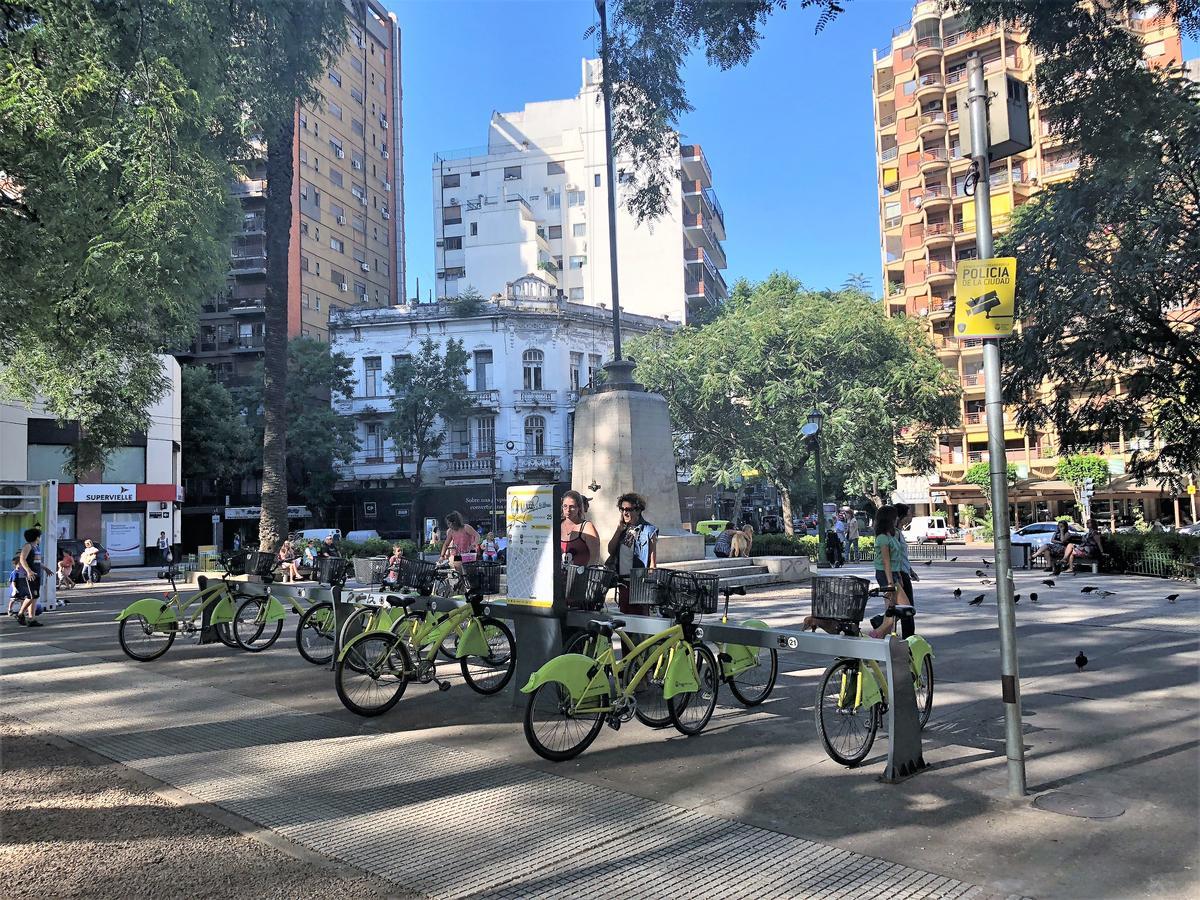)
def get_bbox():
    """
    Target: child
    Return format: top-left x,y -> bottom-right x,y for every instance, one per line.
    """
384,544 -> 405,586
57,550 -> 76,590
